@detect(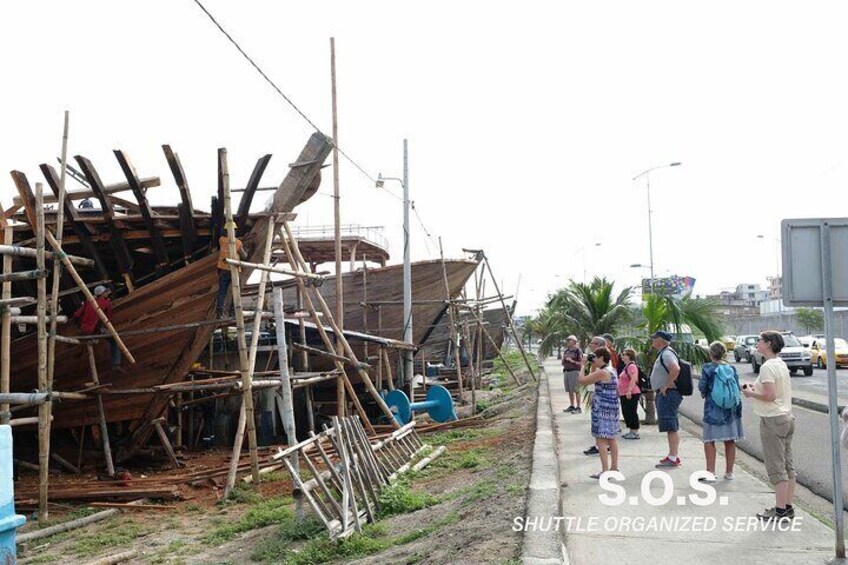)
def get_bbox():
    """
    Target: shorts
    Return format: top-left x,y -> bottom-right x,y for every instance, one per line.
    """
759,414 -> 796,484
563,370 -> 579,393
655,388 -> 682,433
